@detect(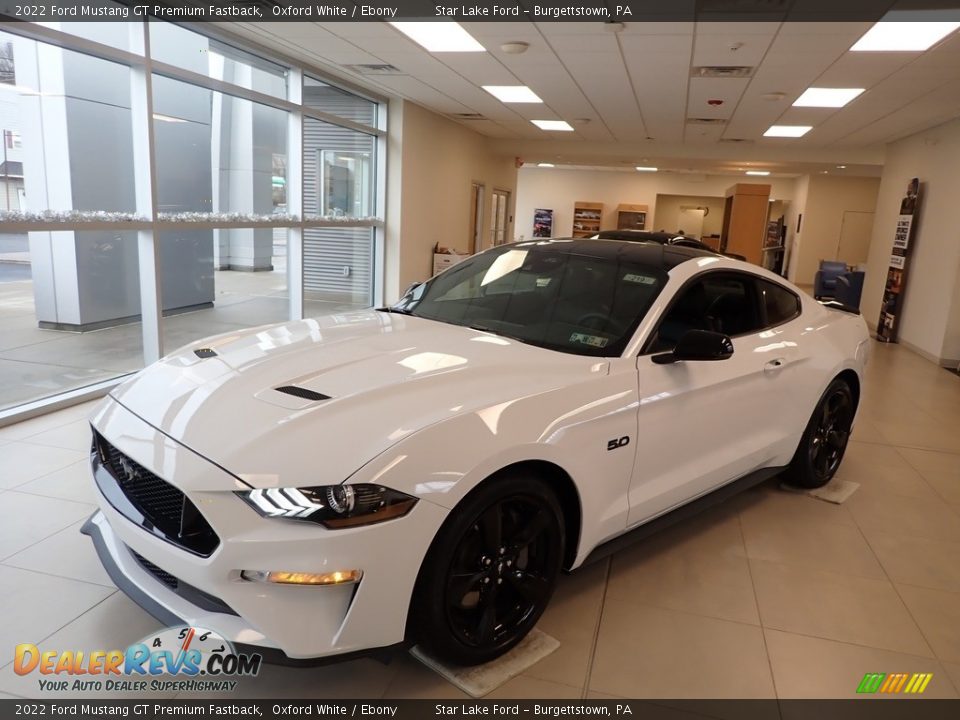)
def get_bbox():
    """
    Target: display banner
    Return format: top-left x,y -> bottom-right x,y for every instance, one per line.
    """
533,208 -> 553,238
2,0 -> 958,23
876,177 -> 921,343
0,700 -> 959,719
